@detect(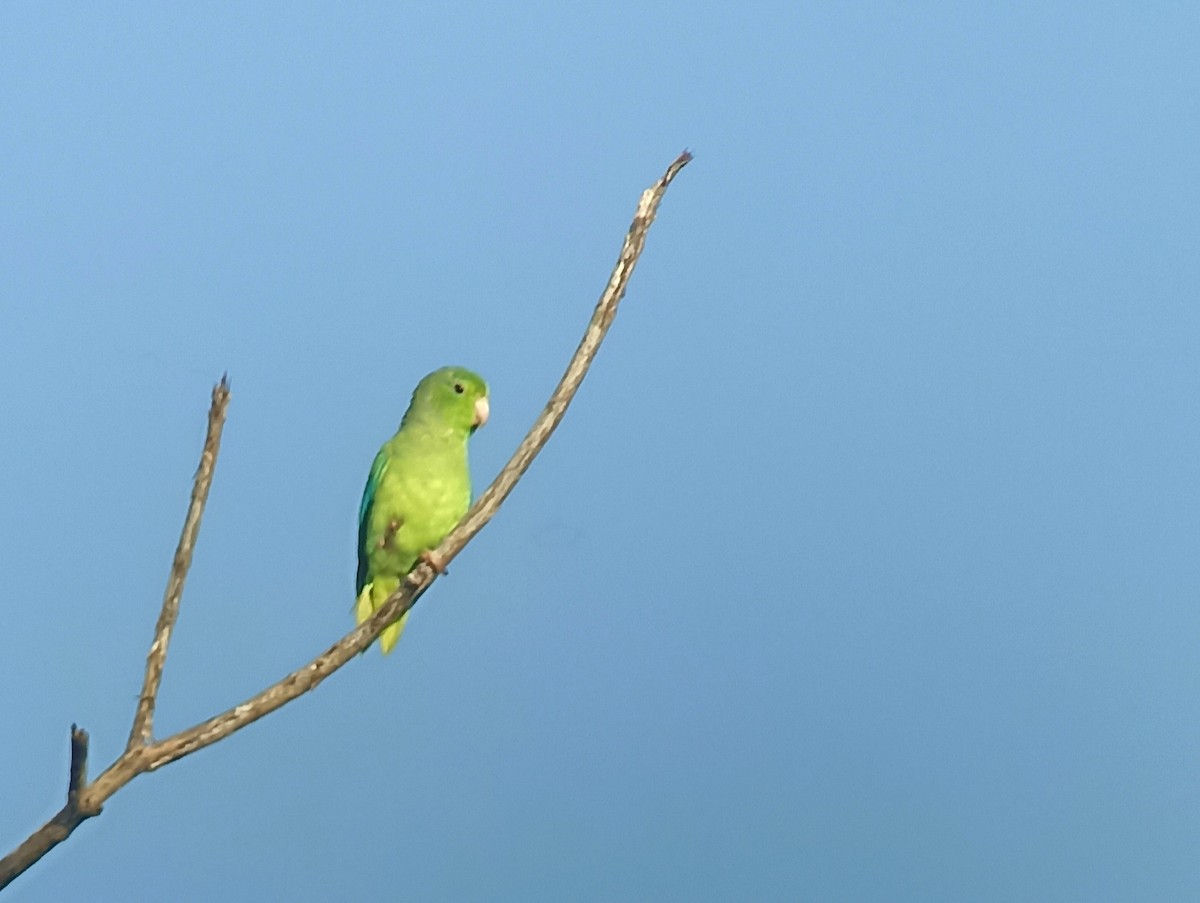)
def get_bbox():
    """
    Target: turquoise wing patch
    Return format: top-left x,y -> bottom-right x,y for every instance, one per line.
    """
356,449 -> 390,595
